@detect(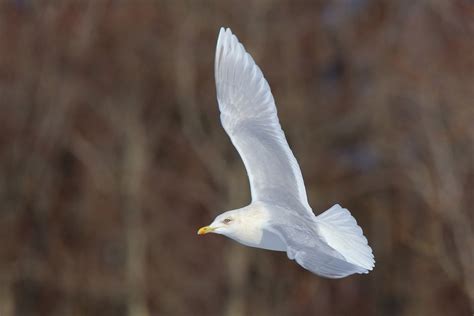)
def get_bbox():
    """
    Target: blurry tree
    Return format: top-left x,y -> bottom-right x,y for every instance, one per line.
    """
0,1 -> 472,315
